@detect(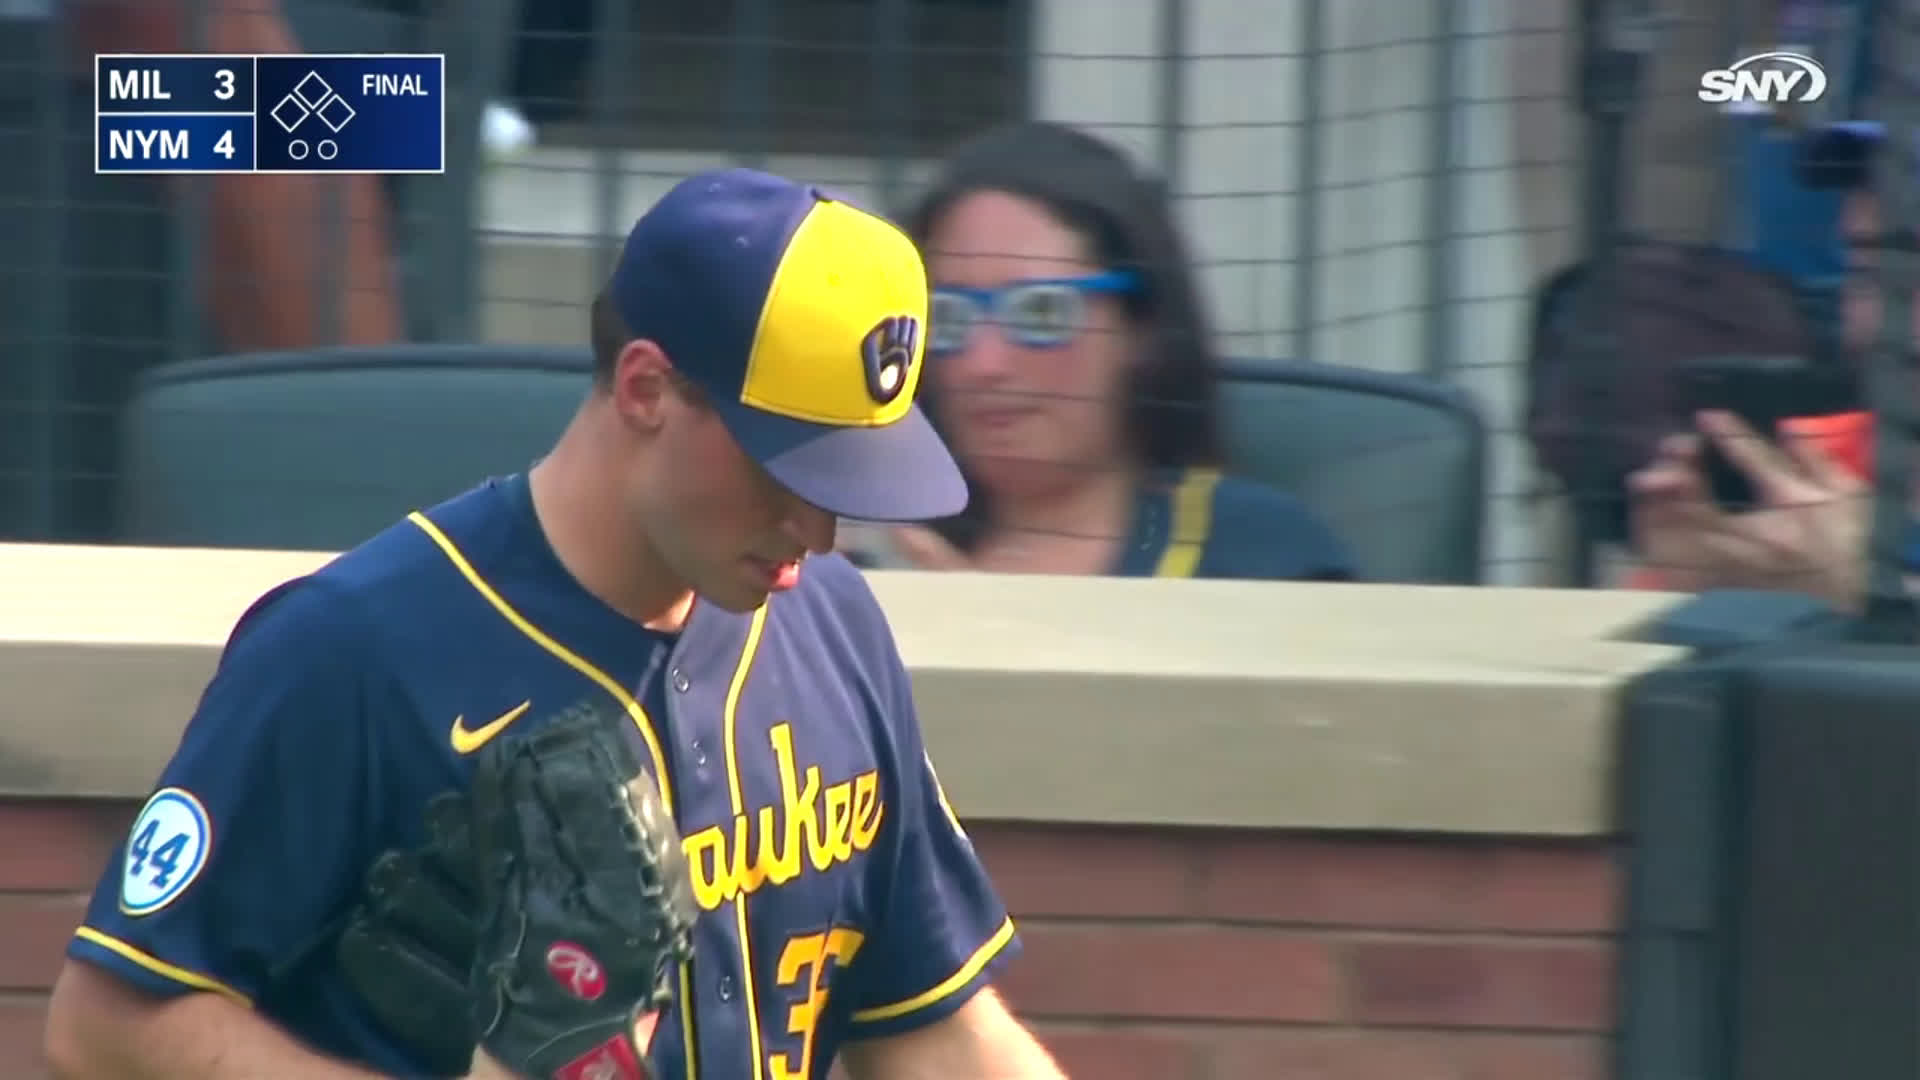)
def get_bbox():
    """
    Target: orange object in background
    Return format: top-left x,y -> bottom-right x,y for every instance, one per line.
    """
1619,410 -> 1876,591
1779,410 -> 1875,481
